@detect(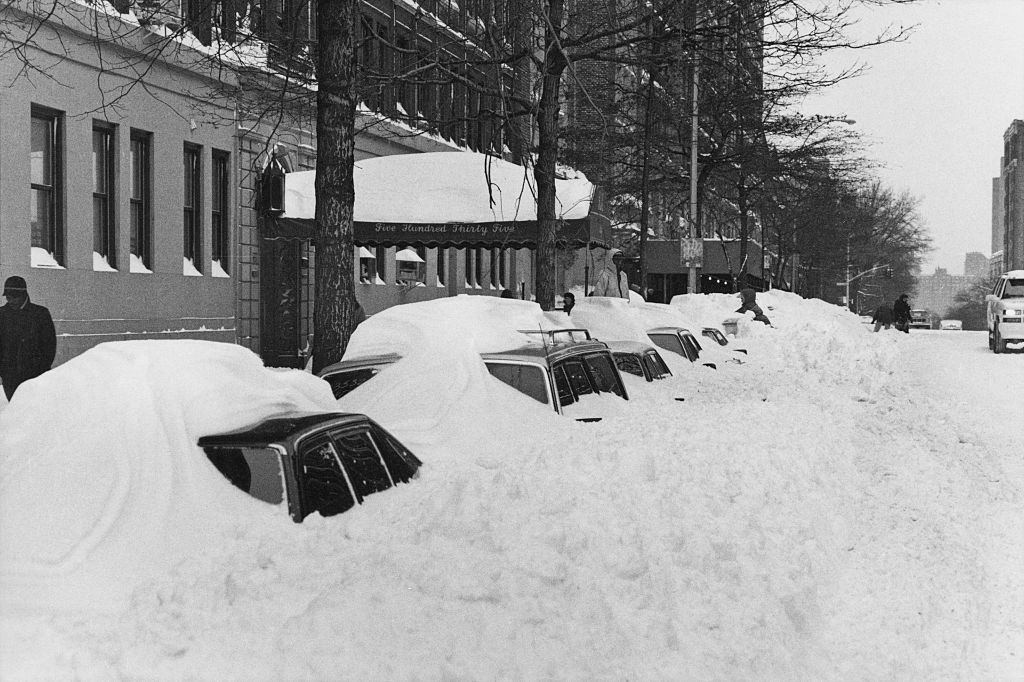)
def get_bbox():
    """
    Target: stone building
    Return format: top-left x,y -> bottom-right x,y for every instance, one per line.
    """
996,119 -> 1024,271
